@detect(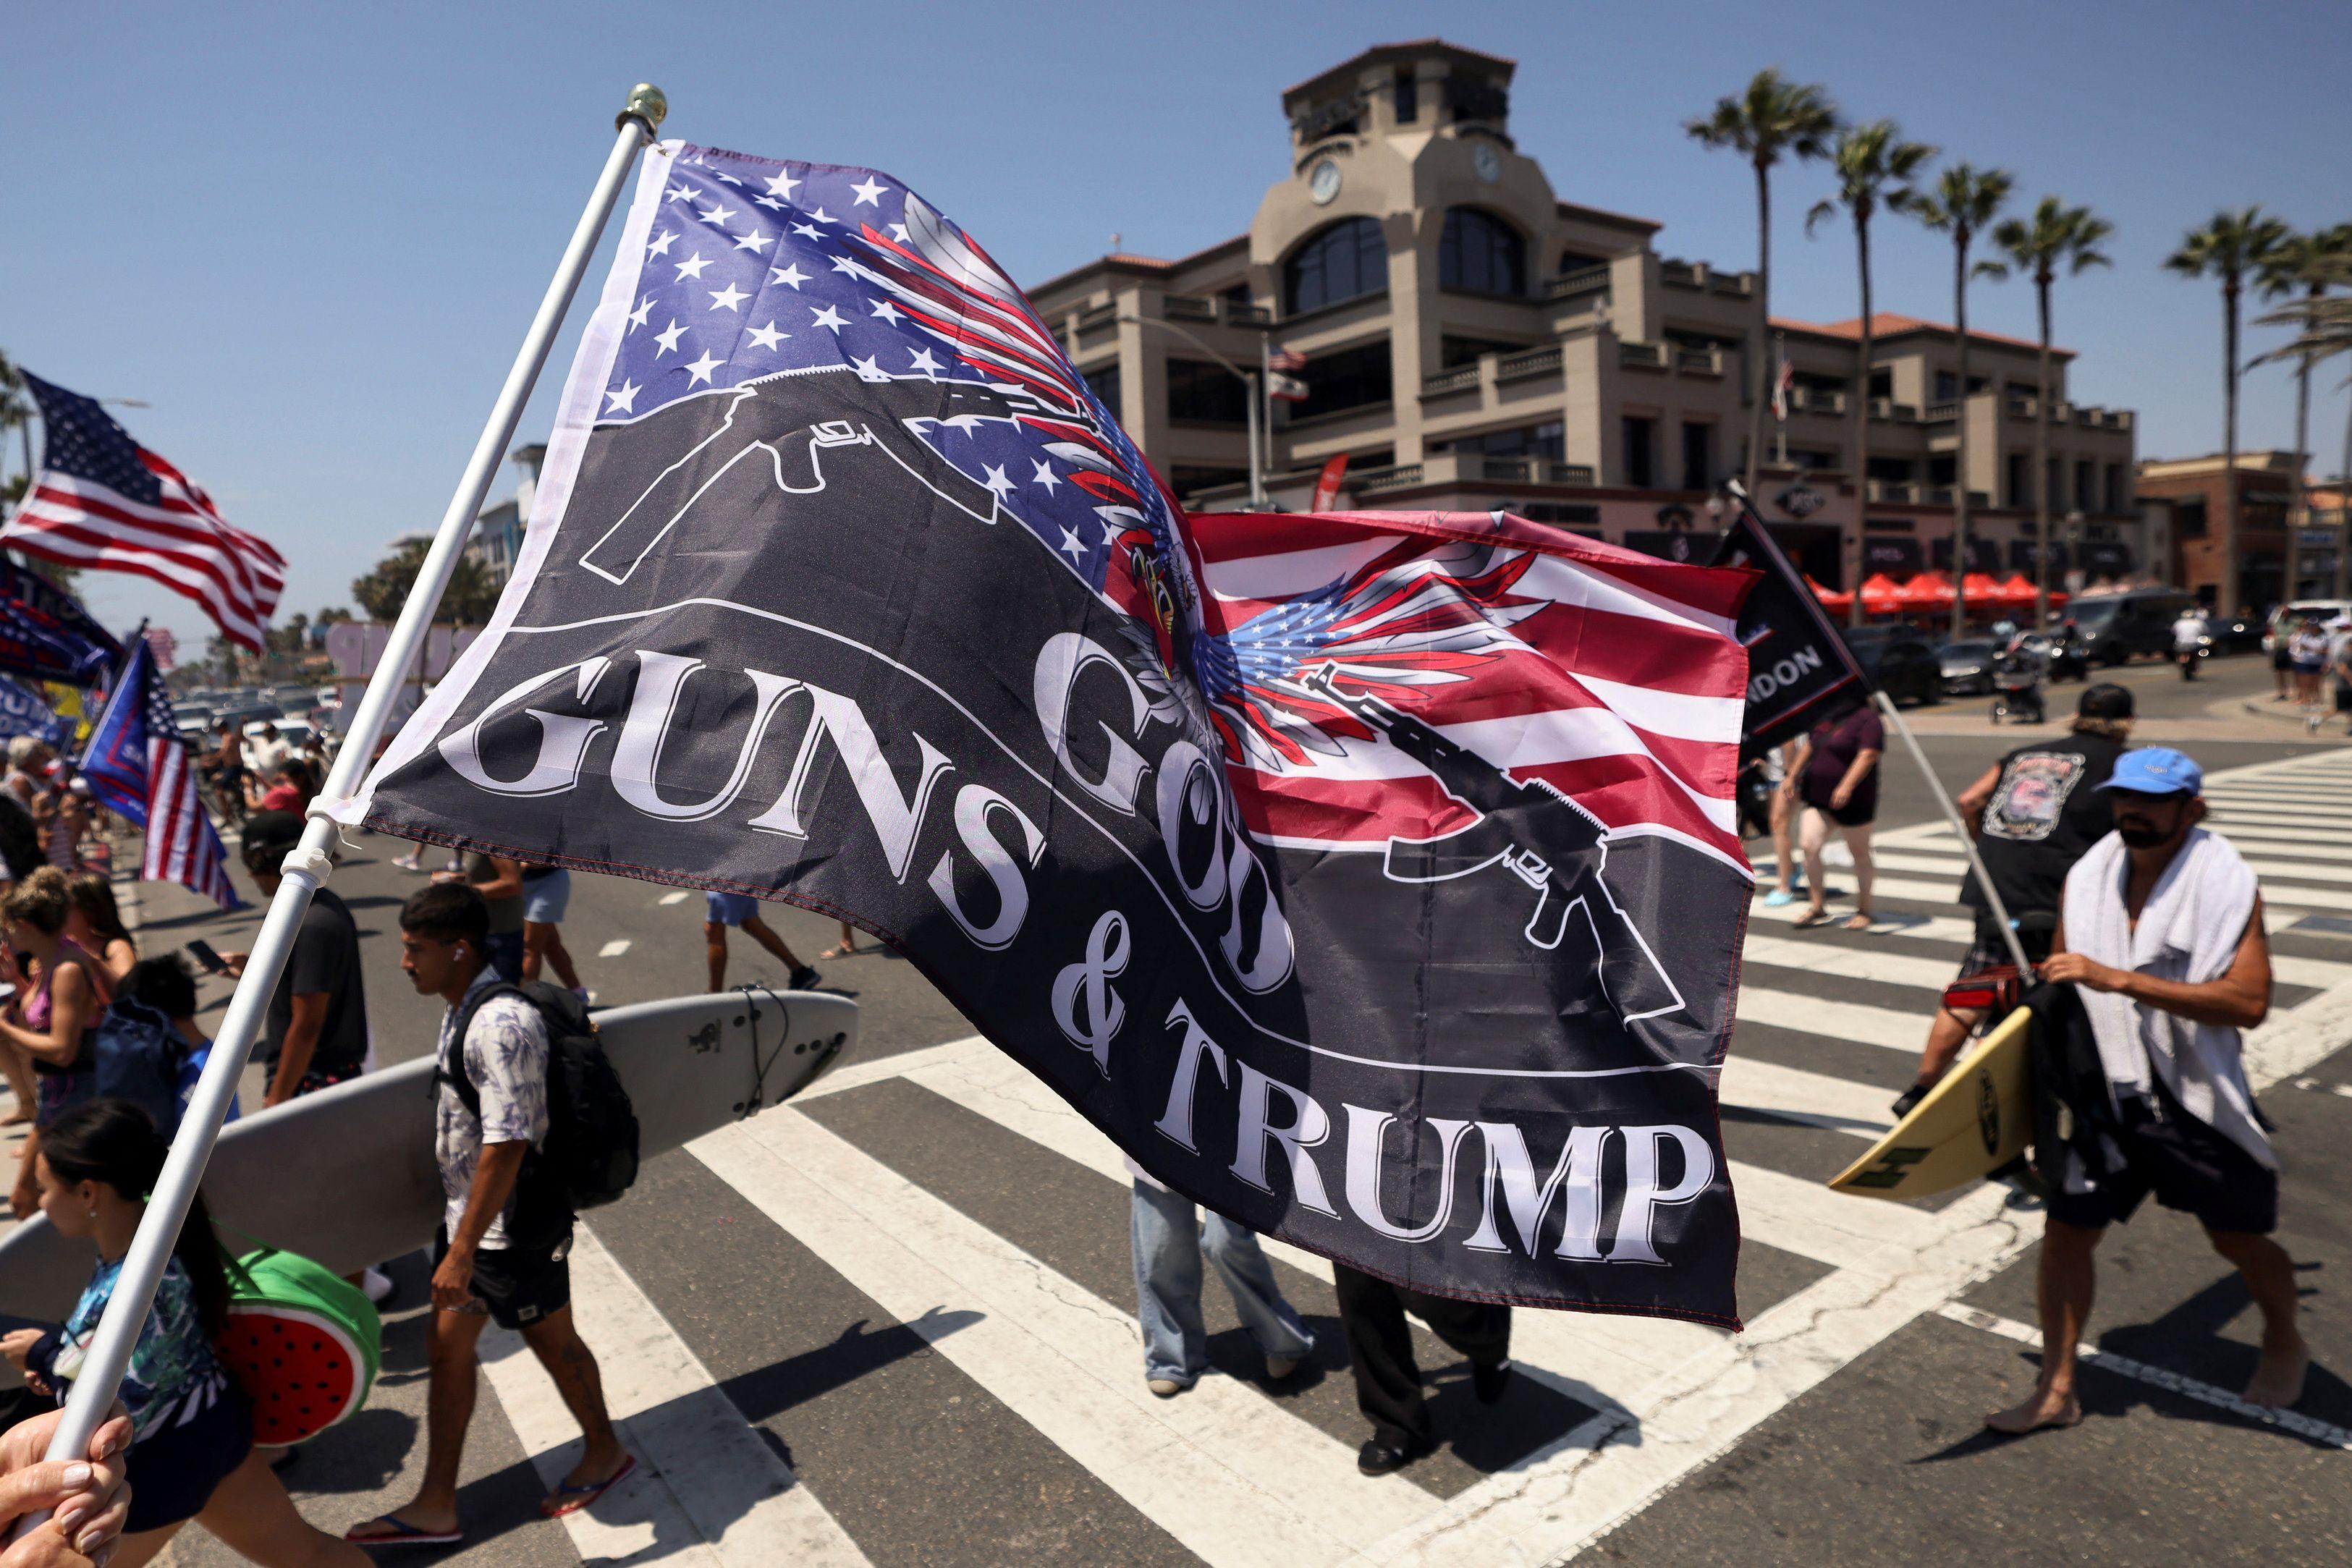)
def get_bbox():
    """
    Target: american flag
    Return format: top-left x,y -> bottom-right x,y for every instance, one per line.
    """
3,373 -> 284,653
78,636 -> 239,909
592,145 -> 1750,874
